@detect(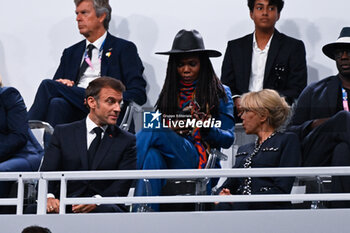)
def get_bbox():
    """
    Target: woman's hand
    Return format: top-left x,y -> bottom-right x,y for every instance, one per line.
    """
215,188 -> 232,205
219,188 -> 231,196
172,125 -> 193,136
171,105 -> 194,135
